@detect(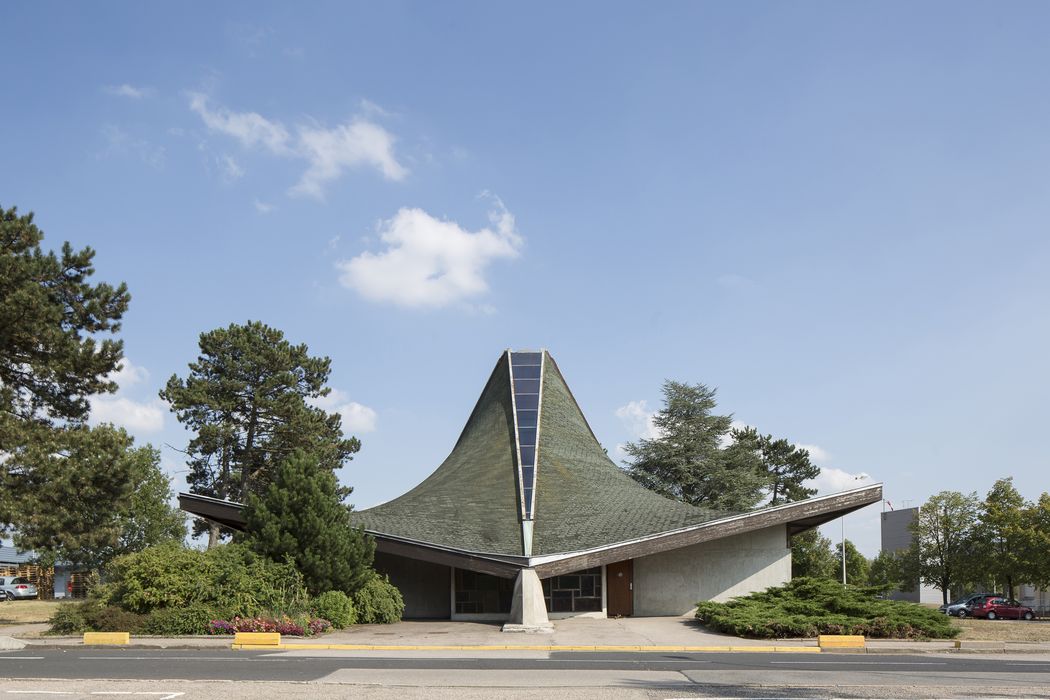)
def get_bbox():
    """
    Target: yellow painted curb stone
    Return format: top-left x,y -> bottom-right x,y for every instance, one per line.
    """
83,632 -> 130,645
233,631 -> 282,648
818,634 -> 865,648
